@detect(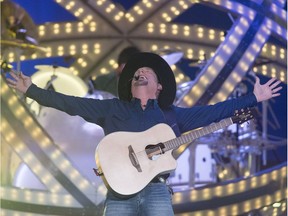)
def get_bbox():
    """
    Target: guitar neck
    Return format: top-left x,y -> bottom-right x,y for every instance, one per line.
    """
163,117 -> 233,152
